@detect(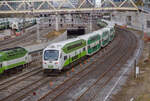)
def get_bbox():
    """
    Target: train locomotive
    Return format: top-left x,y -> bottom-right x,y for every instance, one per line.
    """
0,47 -> 31,74
42,20 -> 115,73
